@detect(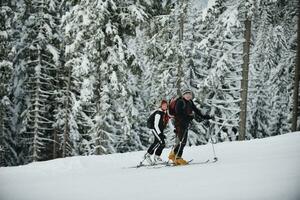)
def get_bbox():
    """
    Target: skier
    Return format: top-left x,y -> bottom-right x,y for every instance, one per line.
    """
144,100 -> 170,164
168,89 -> 213,165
